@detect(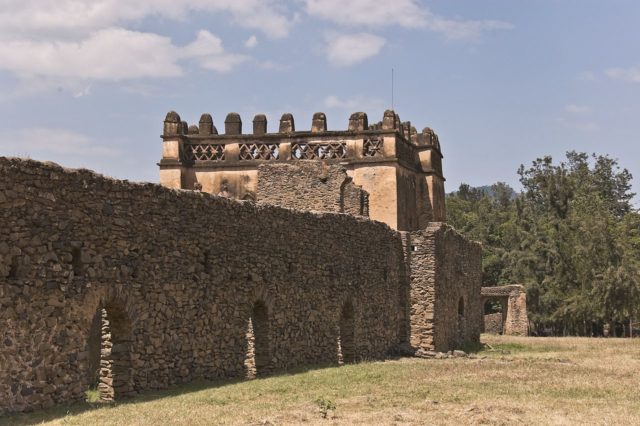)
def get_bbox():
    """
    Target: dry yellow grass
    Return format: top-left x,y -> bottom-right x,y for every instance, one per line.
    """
5,335 -> 640,425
